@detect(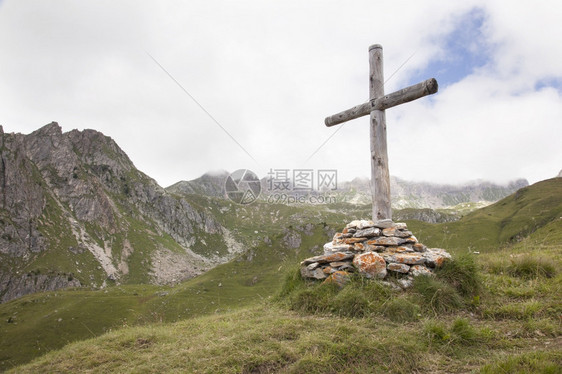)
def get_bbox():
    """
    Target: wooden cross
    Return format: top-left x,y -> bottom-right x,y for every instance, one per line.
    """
325,44 -> 438,221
